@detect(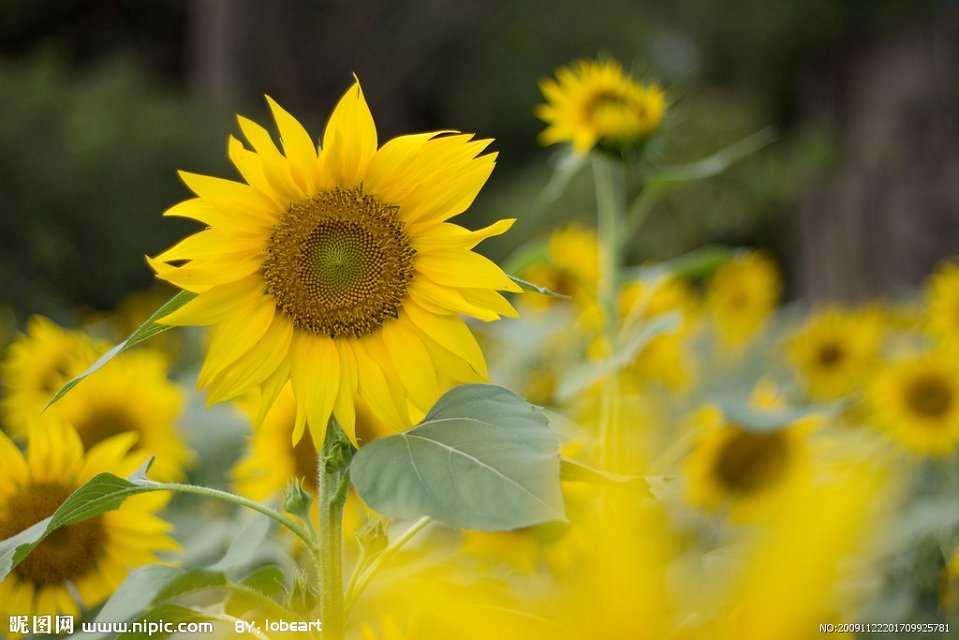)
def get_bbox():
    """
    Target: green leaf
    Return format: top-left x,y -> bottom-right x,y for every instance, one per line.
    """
155,569 -> 227,602
44,290 -> 196,408
85,565 -> 183,640
208,514 -> 273,572
625,245 -> 735,283
241,565 -> 286,597
541,147 -> 586,202
508,274 -> 571,299
644,127 -> 776,189
351,384 -> 565,531
559,459 -> 652,495
226,565 -> 288,617
0,471 -> 156,580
